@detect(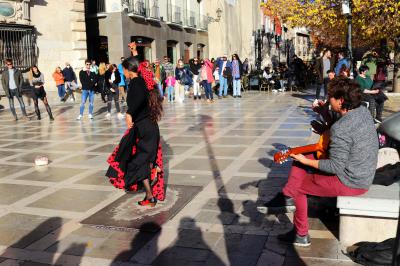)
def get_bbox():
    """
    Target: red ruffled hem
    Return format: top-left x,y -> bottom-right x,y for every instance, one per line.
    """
107,129 -> 165,201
